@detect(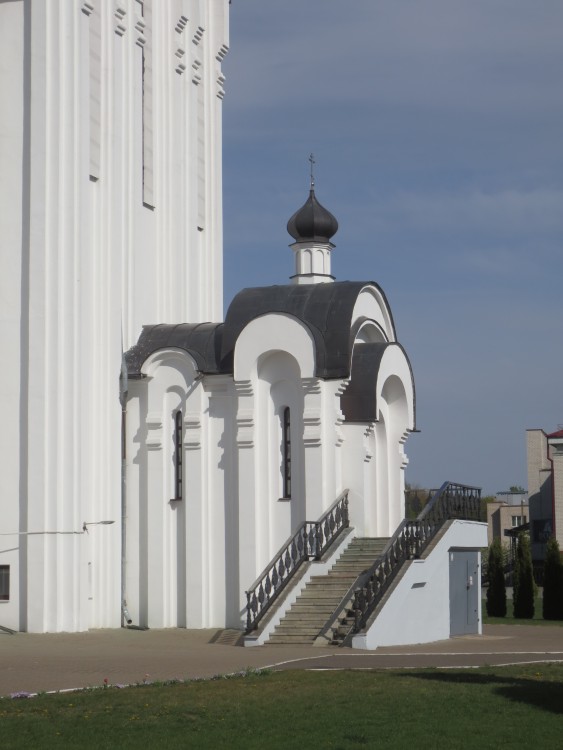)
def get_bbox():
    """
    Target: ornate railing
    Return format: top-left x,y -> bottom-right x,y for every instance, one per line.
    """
245,490 -> 349,633
347,482 -> 481,637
